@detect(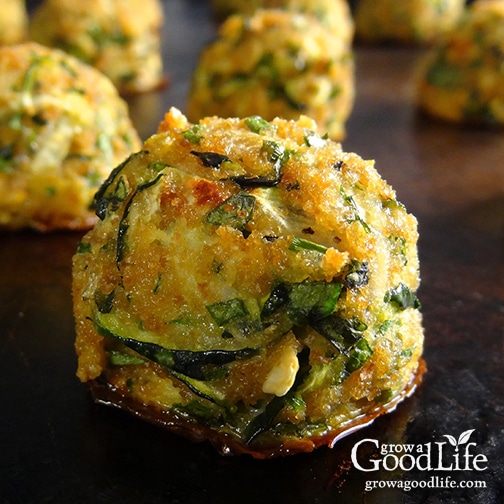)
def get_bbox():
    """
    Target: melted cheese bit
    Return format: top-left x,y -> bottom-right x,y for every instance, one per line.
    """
262,345 -> 299,397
